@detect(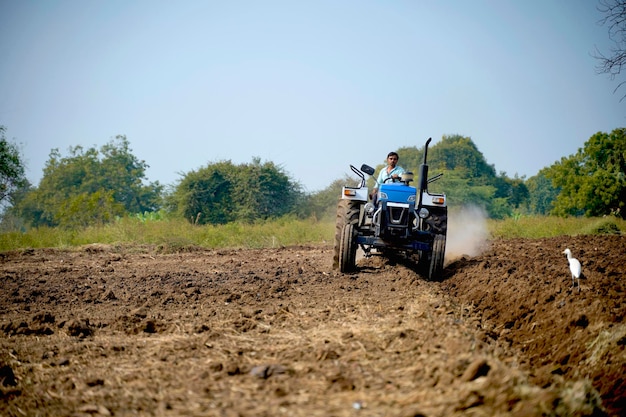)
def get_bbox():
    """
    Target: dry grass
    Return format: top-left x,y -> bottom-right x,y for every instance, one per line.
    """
2,214 -> 624,252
